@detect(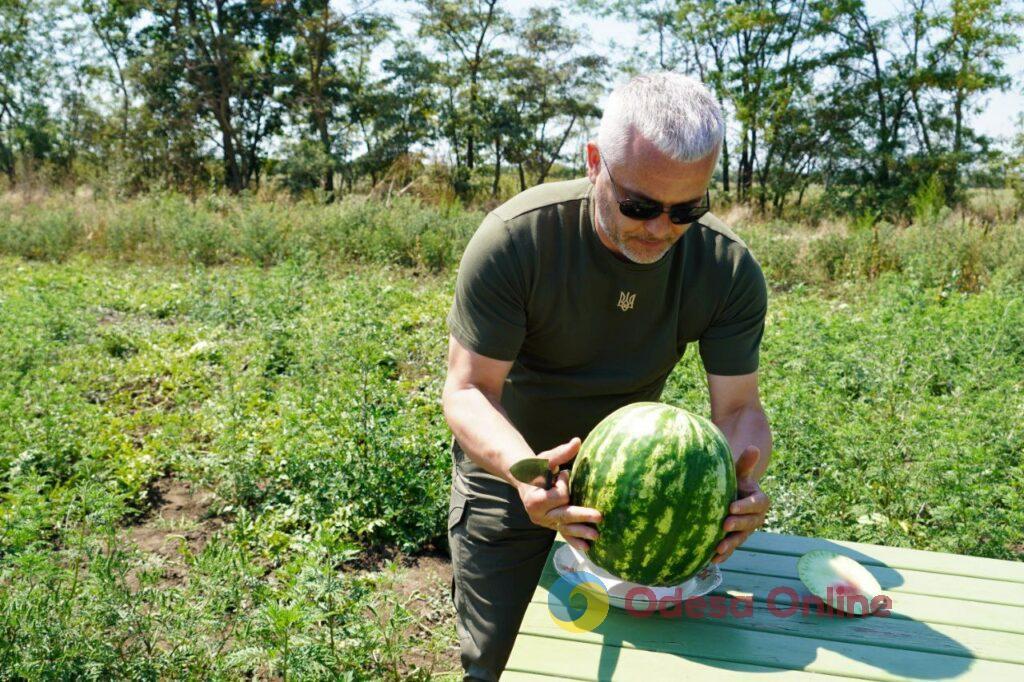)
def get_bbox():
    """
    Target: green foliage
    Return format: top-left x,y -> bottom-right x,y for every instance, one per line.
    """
1,201 -> 1023,673
0,194 -> 483,272
0,258 -> 458,677
0,207 -> 83,261
909,173 -> 948,225
278,139 -> 336,198
660,274 -> 1024,559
